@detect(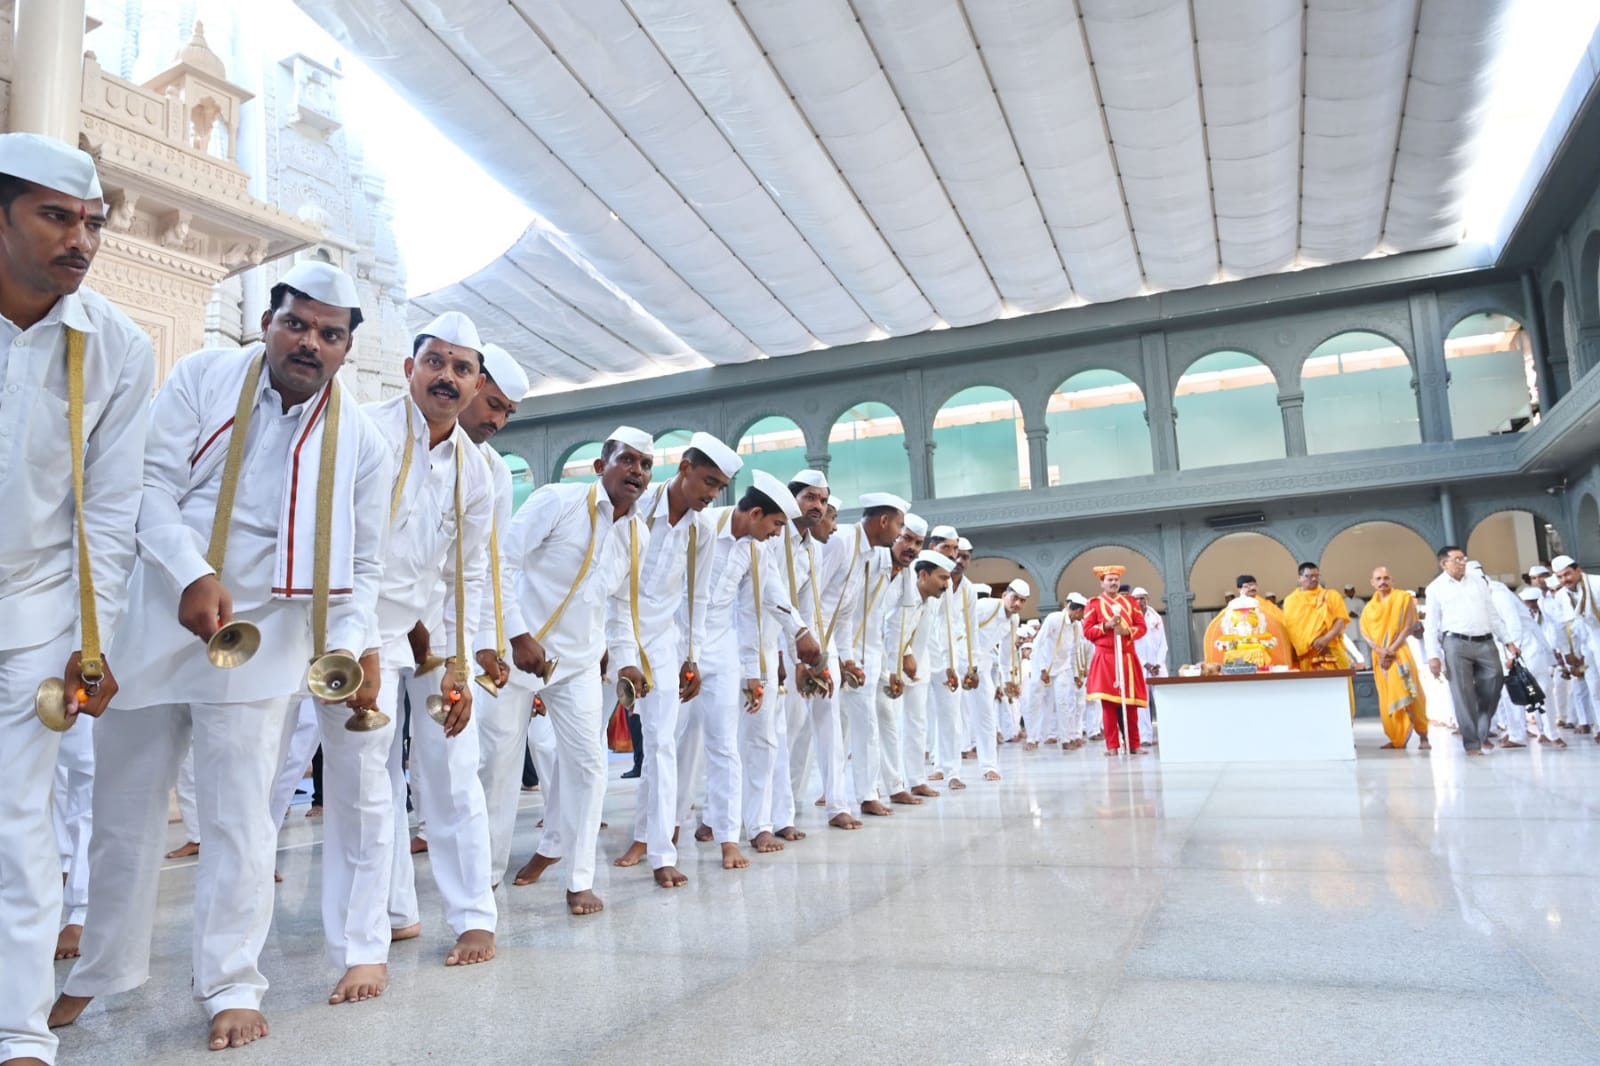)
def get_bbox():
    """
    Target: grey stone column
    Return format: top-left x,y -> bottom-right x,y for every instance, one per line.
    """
1409,291 -> 1453,442
805,449 -> 832,479
1158,522 -> 1193,666
1025,426 -> 1049,490
1140,332 -> 1179,472
1278,390 -> 1307,457
923,440 -> 939,499
1576,323 -> 1600,380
